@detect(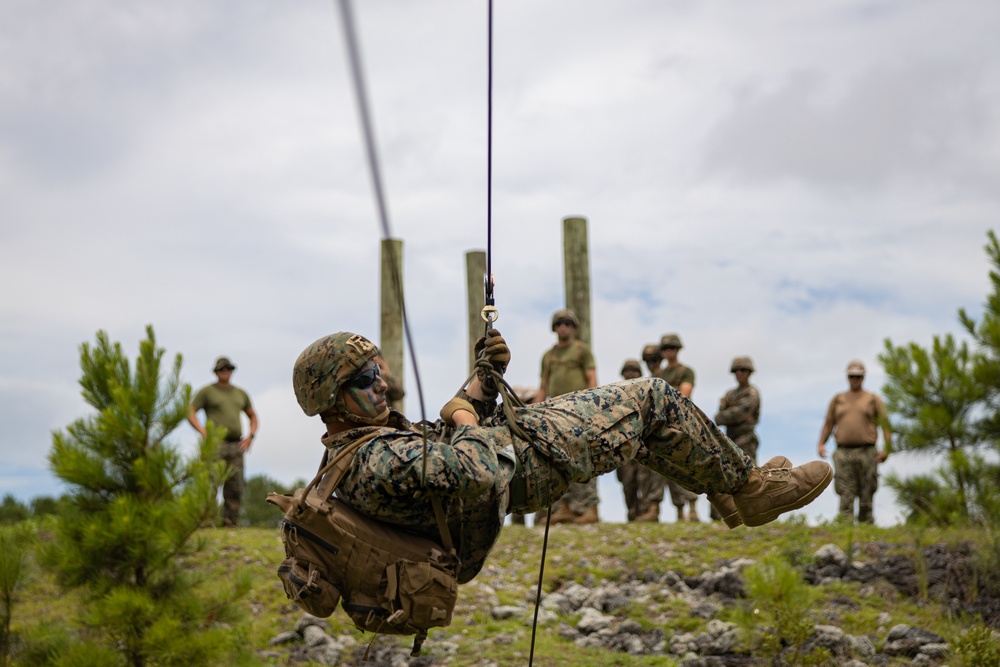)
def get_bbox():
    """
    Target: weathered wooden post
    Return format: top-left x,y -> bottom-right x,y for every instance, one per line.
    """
465,250 -> 487,374
380,238 -> 404,413
563,216 -> 592,345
